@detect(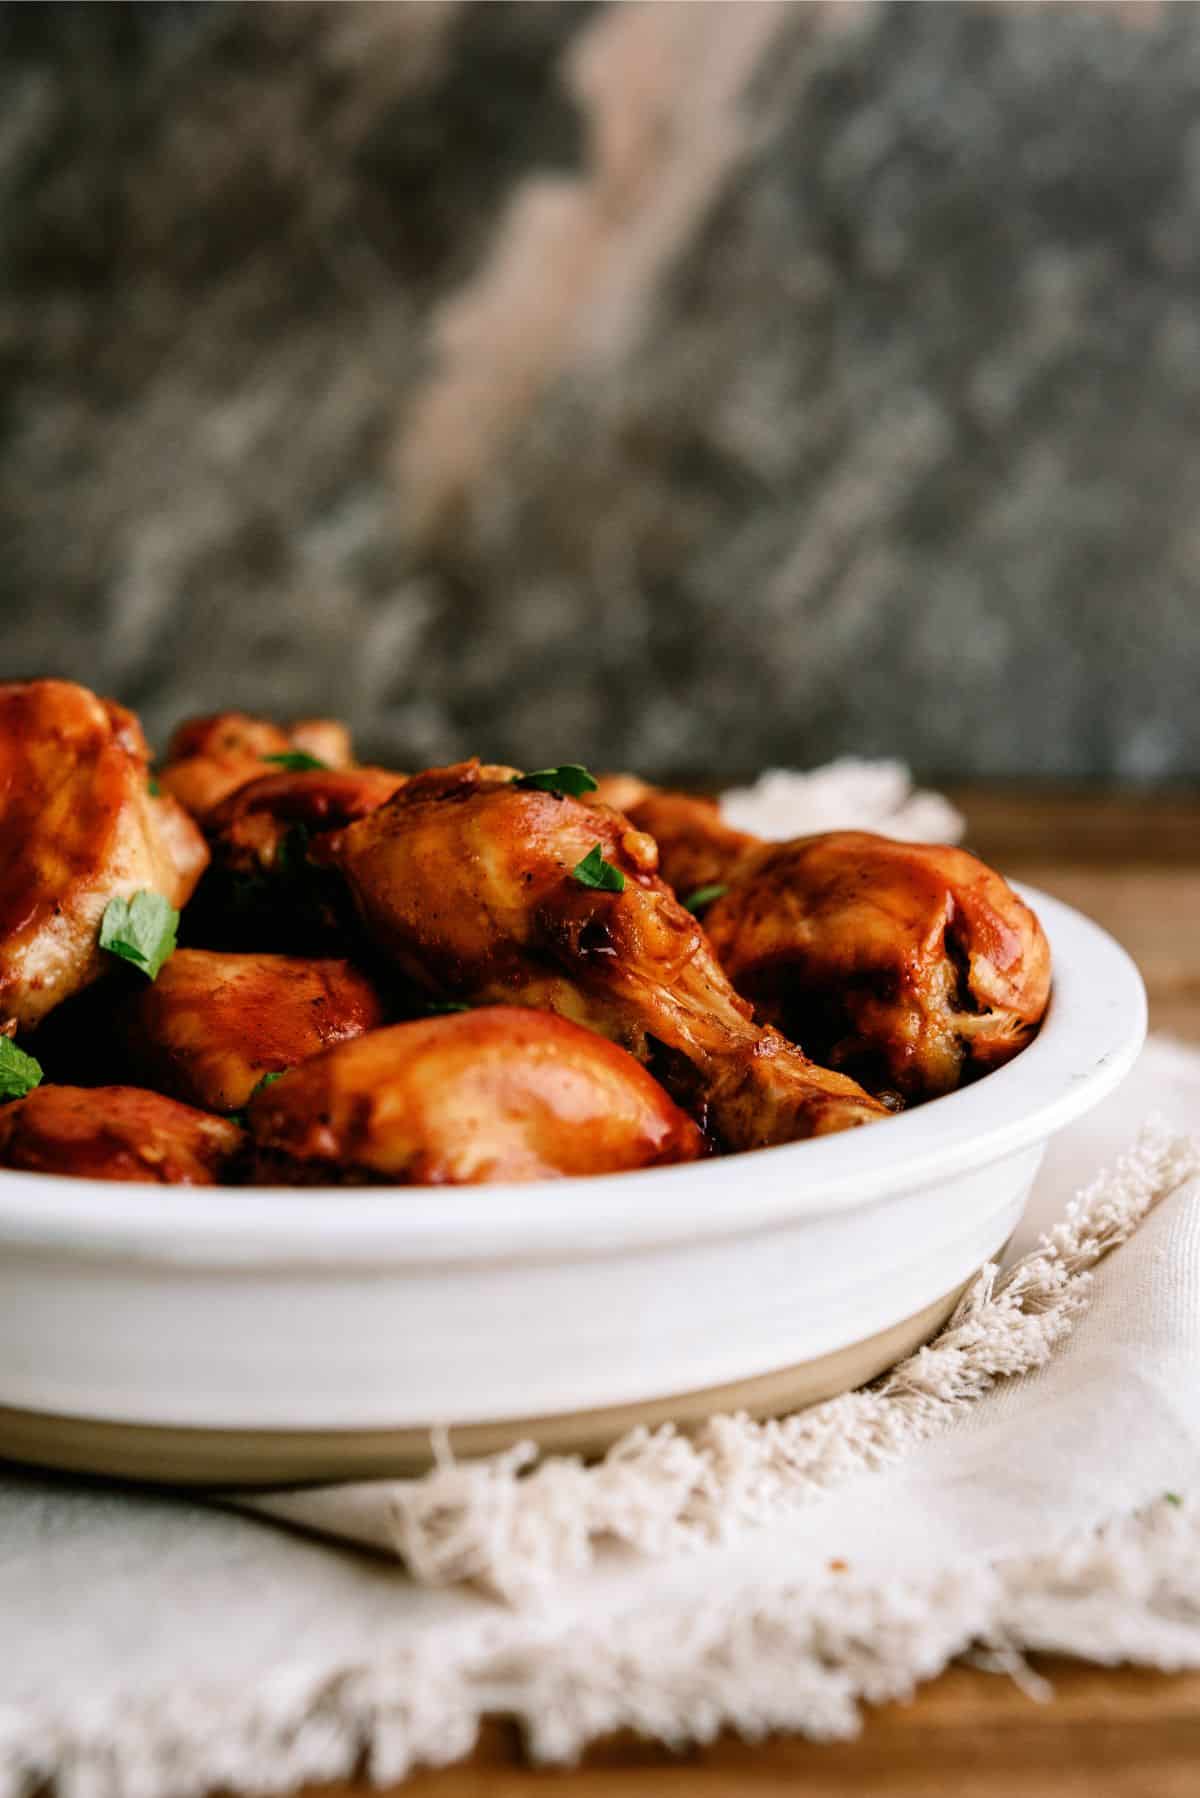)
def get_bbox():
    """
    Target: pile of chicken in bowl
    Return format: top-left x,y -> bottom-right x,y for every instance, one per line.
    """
0,680 -> 1051,1188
